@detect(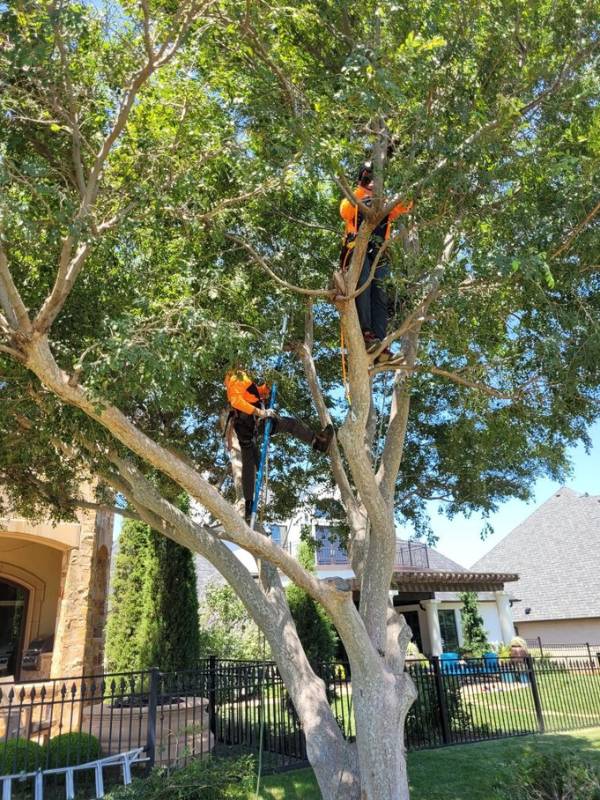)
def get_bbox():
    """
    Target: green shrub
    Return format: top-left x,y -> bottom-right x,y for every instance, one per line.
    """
199,583 -> 268,661
285,542 -> 338,668
105,755 -> 256,800
0,739 -> 45,774
45,733 -> 101,768
406,666 -> 473,745
459,592 -> 489,657
504,751 -> 600,799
